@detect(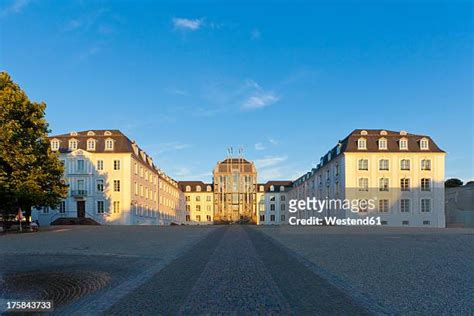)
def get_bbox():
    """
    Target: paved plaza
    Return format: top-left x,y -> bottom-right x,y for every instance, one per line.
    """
1,225 -> 473,315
